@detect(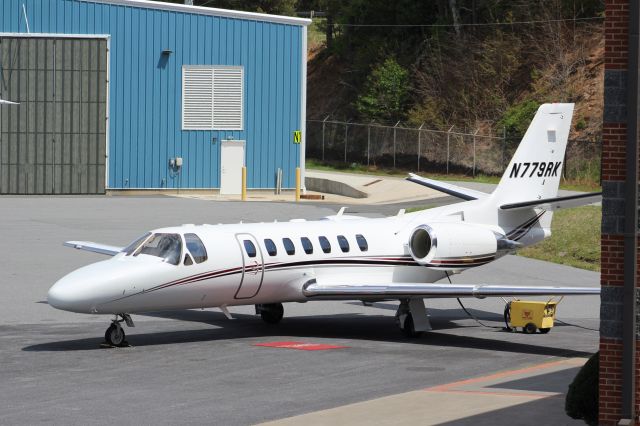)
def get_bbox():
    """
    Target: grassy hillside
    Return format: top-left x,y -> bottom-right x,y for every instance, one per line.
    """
306,1 -> 604,185
519,206 -> 601,271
